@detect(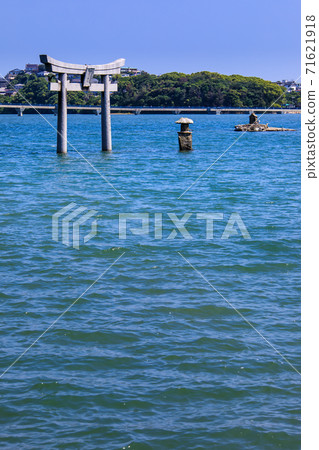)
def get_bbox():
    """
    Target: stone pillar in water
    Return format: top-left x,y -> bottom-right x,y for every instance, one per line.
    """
175,117 -> 193,151
101,74 -> 112,151
57,73 -> 68,154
